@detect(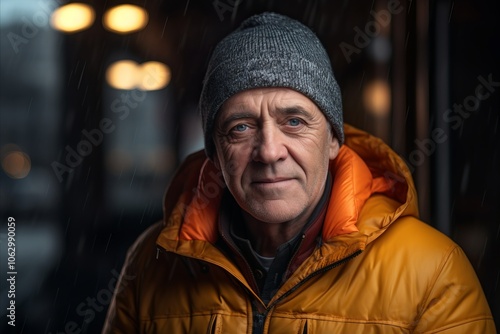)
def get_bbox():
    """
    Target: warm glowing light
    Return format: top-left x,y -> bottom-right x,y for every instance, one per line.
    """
106,60 -> 171,90
1,145 -> 31,179
106,60 -> 140,90
139,62 -> 171,90
51,3 -> 95,33
363,80 -> 391,116
103,4 -> 149,34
